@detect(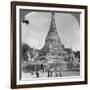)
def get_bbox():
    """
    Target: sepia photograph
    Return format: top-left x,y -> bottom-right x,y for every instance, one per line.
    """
11,1 -> 87,89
